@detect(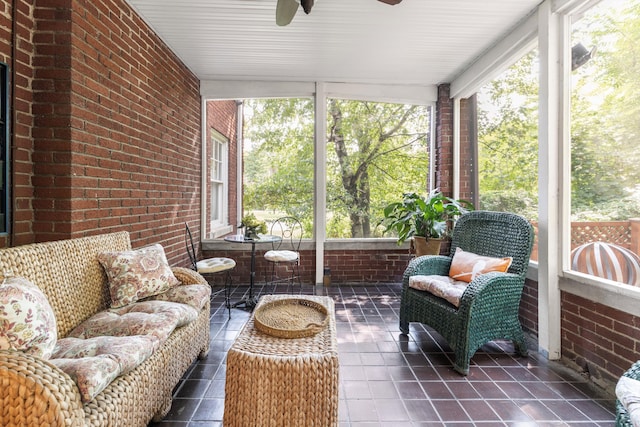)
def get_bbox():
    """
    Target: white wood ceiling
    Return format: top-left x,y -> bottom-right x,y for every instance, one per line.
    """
126,0 -> 541,87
